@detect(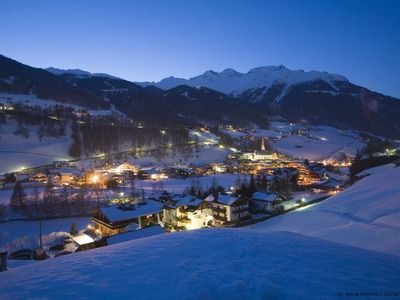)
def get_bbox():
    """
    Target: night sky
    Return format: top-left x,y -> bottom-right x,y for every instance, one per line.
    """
0,0 -> 399,97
